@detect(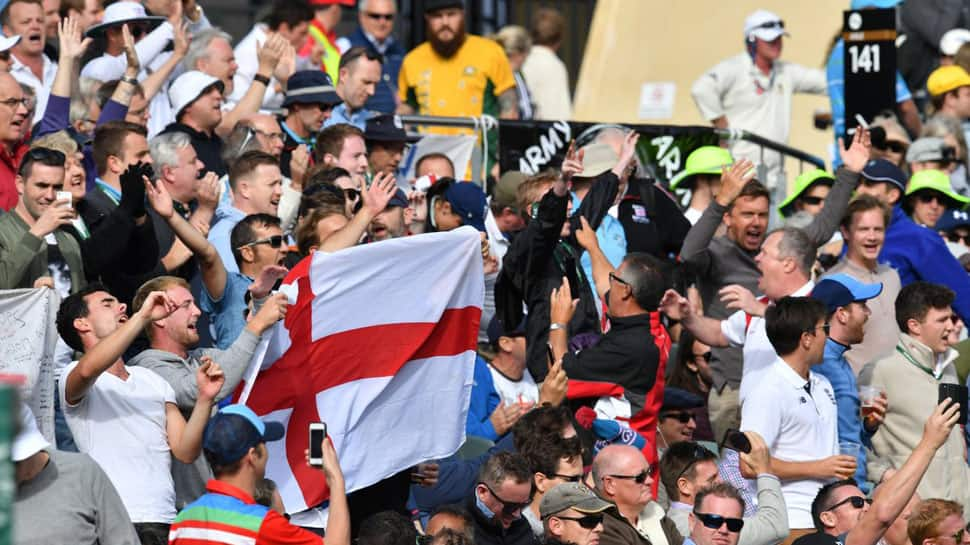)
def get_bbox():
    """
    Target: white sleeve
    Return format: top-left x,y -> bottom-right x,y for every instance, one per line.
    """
721,309 -> 749,347
788,63 -> 827,95
690,59 -> 734,121
135,21 -> 174,67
